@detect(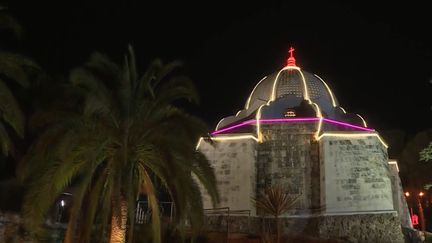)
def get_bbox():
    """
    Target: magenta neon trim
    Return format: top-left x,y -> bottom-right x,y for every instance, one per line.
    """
323,118 -> 374,132
212,120 -> 255,135
260,118 -> 319,123
212,117 -> 374,135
